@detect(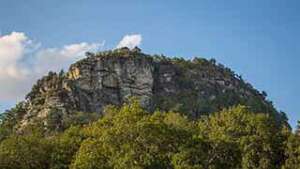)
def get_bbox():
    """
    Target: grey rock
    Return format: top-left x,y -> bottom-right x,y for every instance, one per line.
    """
17,48 -> 279,131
